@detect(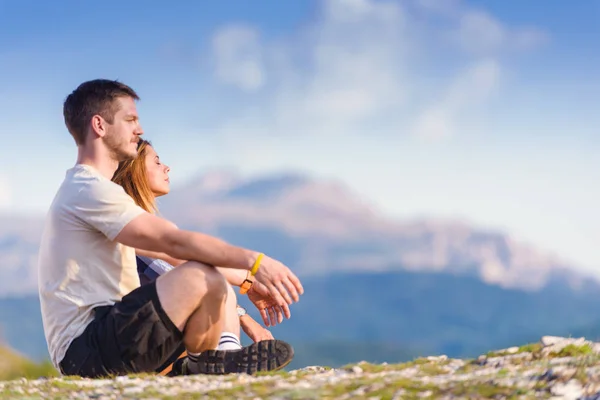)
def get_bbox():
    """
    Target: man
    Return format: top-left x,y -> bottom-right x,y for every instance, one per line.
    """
37,79 -> 303,378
